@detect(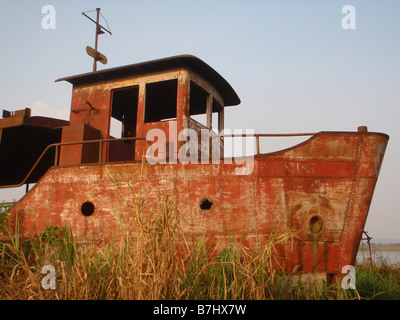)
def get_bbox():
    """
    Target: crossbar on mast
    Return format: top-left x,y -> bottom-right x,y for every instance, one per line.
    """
82,8 -> 111,72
